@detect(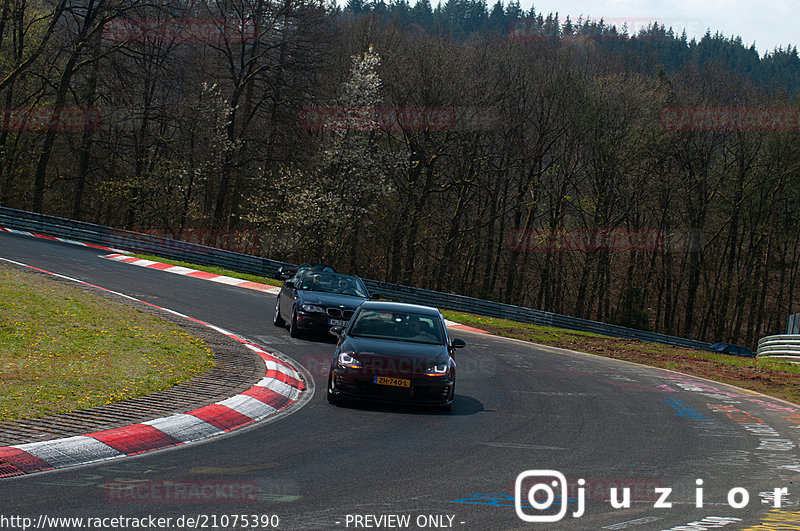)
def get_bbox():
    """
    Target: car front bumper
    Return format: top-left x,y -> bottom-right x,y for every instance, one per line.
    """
330,369 -> 455,406
295,311 -> 351,333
